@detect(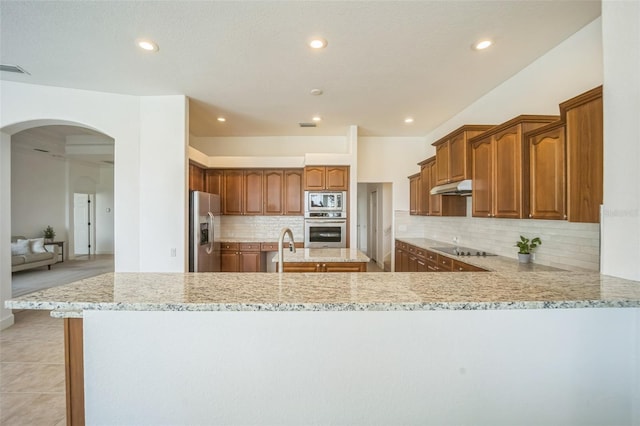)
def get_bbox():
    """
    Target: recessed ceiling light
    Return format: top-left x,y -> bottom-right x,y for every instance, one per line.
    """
137,39 -> 159,52
473,40 -> 493,50
309,38 -> 327,49
312,116 -> 322,122
310,88 -> 323,96
217,117 -> 226,122
404,117 -> 414,124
